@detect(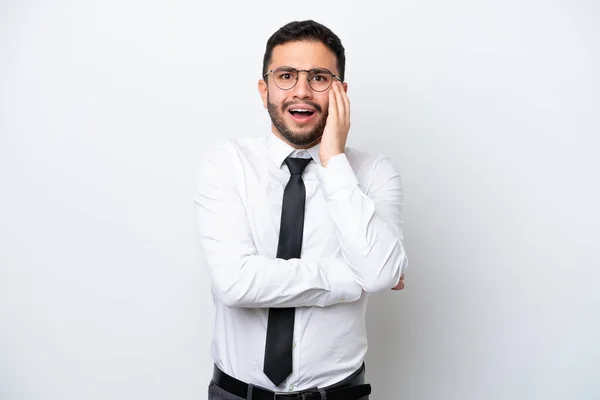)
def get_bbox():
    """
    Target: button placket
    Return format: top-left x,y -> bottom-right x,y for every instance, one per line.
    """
292,309 -> 301,393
